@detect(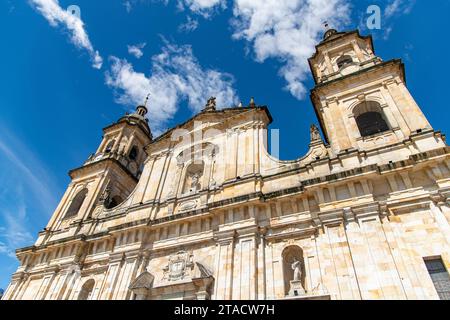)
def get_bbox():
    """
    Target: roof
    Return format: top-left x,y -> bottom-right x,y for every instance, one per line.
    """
308,29 -> 375,84
102,112 -> 152,139
150,105 -> 273,145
